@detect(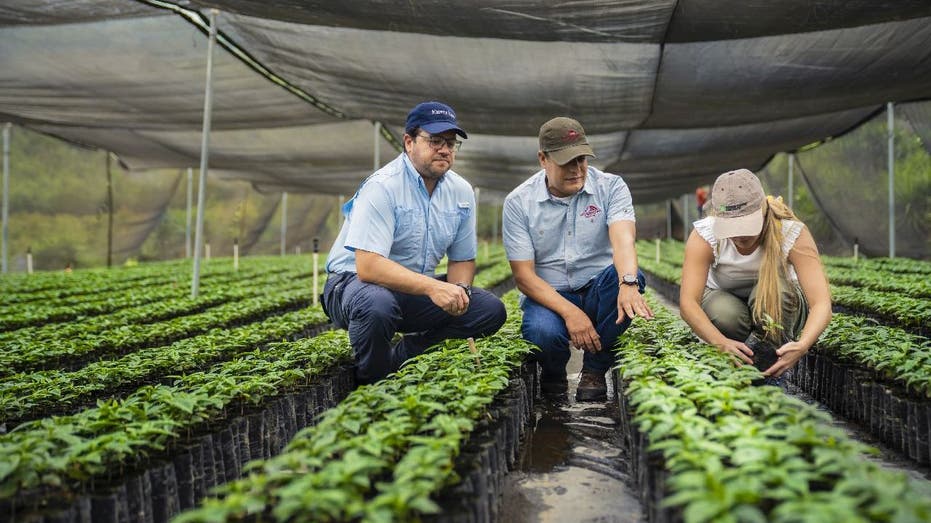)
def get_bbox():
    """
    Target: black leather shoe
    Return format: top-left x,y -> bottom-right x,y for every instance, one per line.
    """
575,369 -> 607,401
